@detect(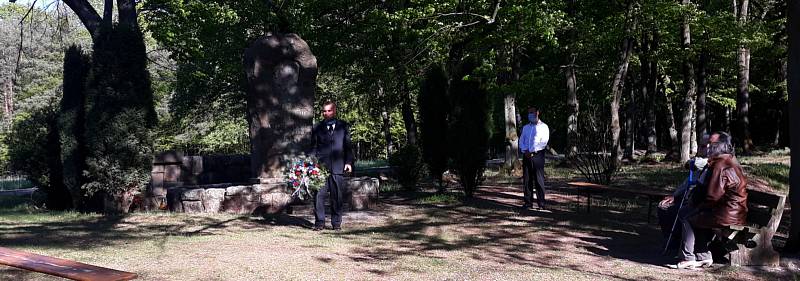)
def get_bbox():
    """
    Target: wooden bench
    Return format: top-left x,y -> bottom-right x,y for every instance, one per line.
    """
0,247 -> 137,281
714,189 -> 785,266
566,182 -> 670,223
